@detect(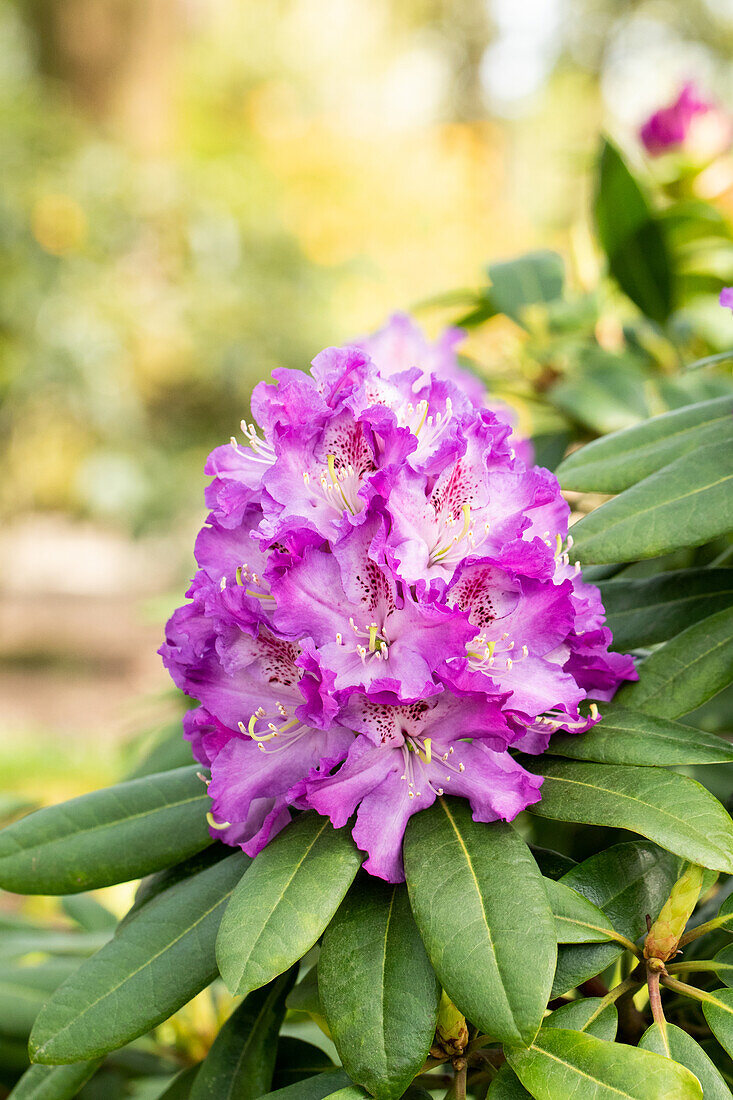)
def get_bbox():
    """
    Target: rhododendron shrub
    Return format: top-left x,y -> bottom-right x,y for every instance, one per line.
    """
160,319 -> 635,881
1,171 -> 733,1100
